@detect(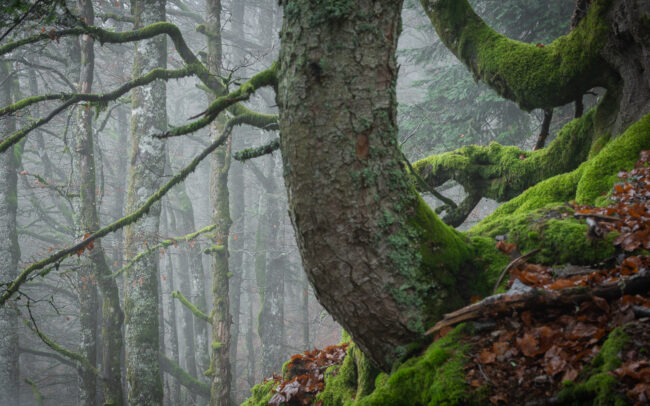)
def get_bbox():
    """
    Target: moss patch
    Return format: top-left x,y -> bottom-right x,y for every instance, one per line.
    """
349,324 -> 472,406
557,327 -> 630,405
240,380 -> 275,406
